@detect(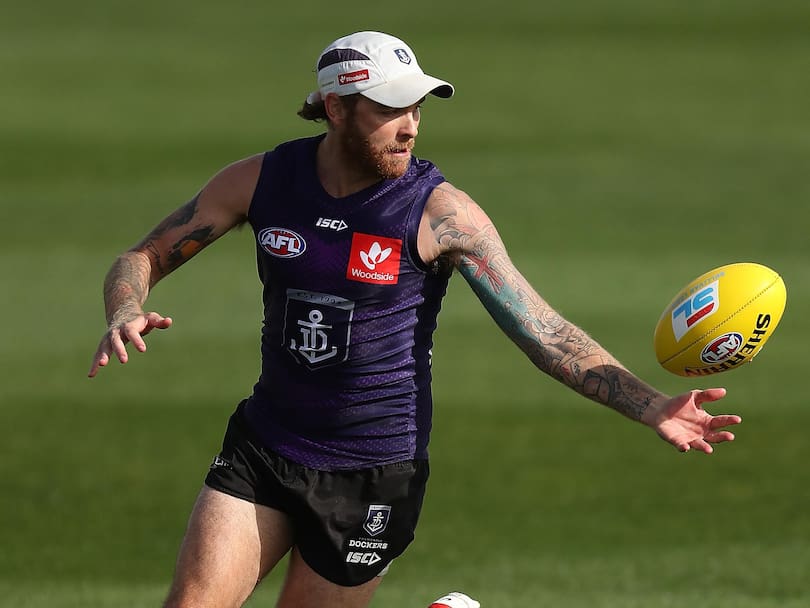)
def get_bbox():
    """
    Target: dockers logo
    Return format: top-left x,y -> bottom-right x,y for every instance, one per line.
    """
671,280 -> 719,341
362,504 -> 392,537
347,233 -> 401,285
284,289 -> 355,369
258,227 -> 306,258
338,69 -> 370,85
394,48 -> 411,64
209,455 -> 233,470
